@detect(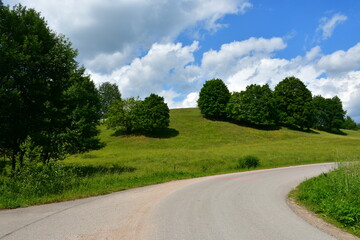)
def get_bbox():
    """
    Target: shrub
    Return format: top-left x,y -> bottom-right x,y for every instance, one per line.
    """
237,155 -> 260,169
